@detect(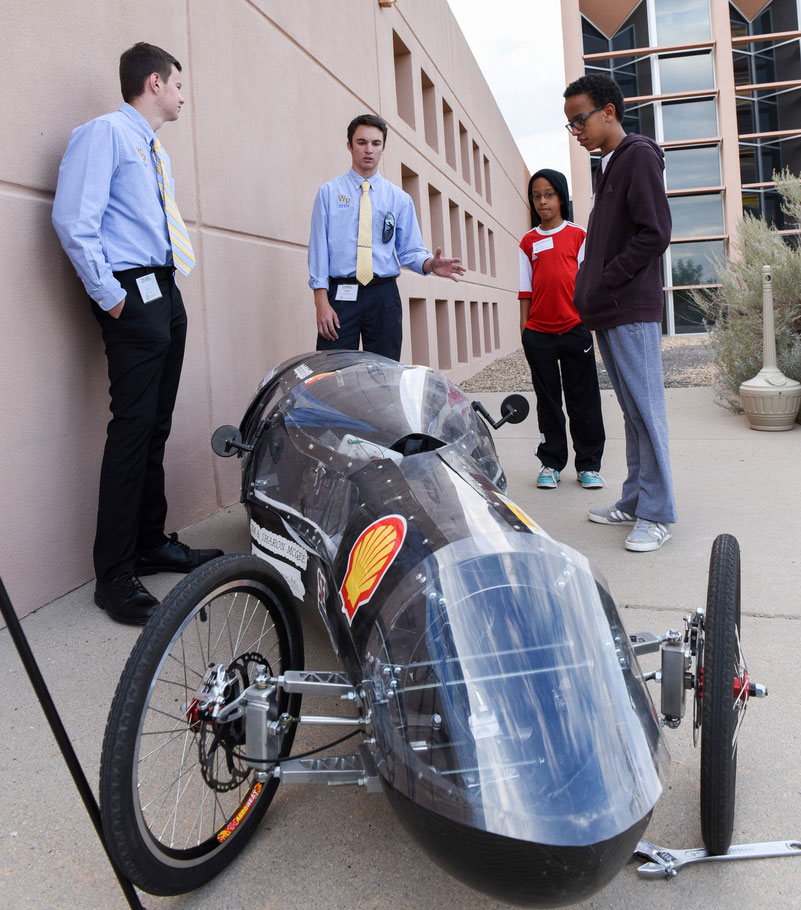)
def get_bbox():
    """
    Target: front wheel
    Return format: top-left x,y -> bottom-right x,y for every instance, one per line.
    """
699,534 -> 744,855
100,555 -> 304,895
